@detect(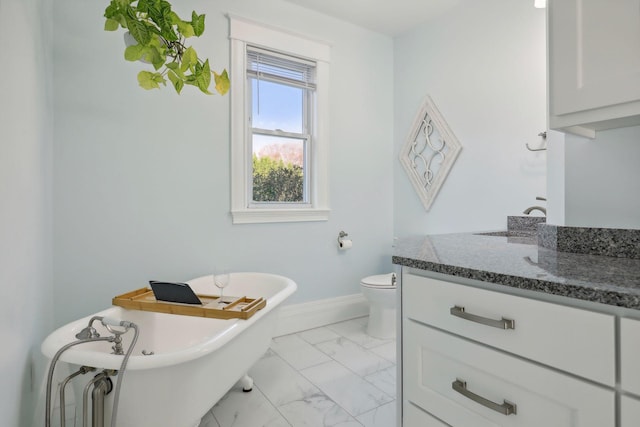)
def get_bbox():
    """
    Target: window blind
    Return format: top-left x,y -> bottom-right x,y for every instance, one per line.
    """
247,46 -> 316,90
